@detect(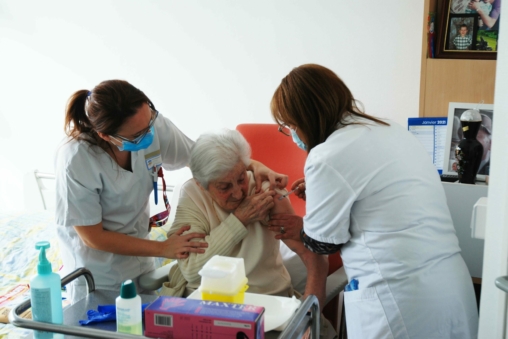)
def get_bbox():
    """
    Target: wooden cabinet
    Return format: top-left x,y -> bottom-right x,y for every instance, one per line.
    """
419,0 -> 497,117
